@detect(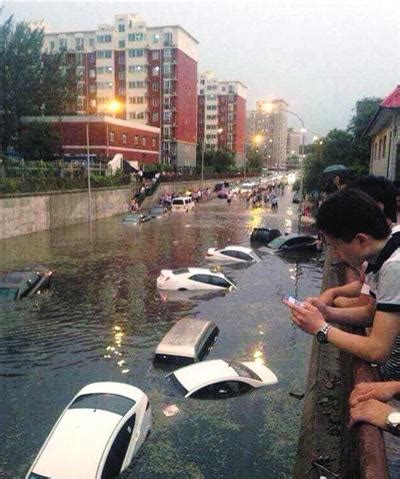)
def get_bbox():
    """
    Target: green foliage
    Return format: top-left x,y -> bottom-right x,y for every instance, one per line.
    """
196,145 -> 236,174
0,15 -> 77,153
246,146 -> 263,172
17,122 -> 61,161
